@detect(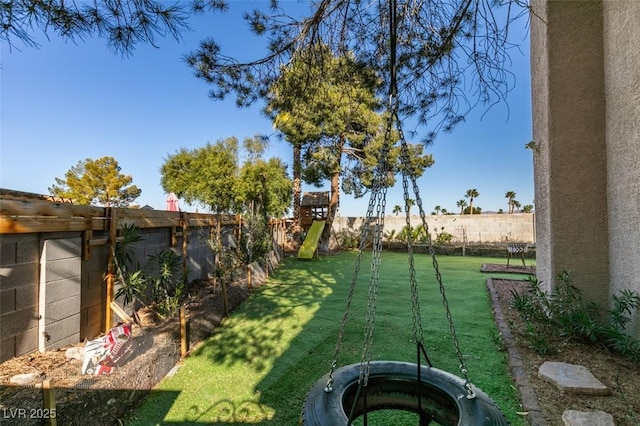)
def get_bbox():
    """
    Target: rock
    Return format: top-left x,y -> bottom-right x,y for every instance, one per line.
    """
538,361 -> 609,395
562,409 -> 614,426
65,346 -> 85,362
9,372 -> 40,385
